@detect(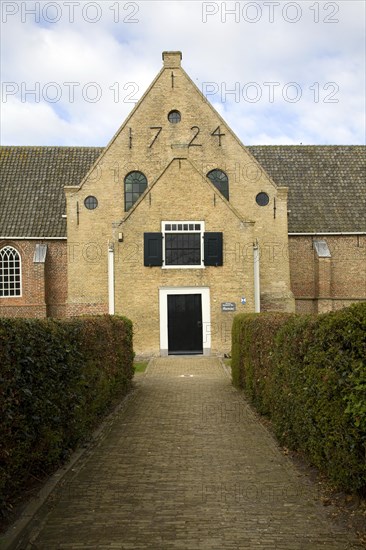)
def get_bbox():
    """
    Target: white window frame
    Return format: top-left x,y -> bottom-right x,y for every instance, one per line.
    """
0,245 -> 22,298
161,221 -> 205,269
